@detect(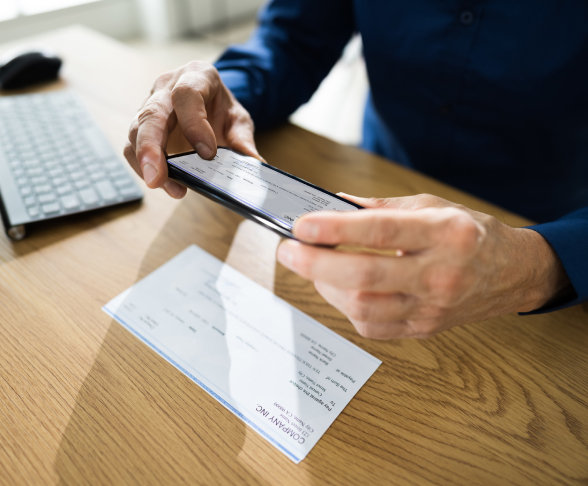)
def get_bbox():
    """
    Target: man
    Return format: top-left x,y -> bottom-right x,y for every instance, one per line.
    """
124,0 -> 588,339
